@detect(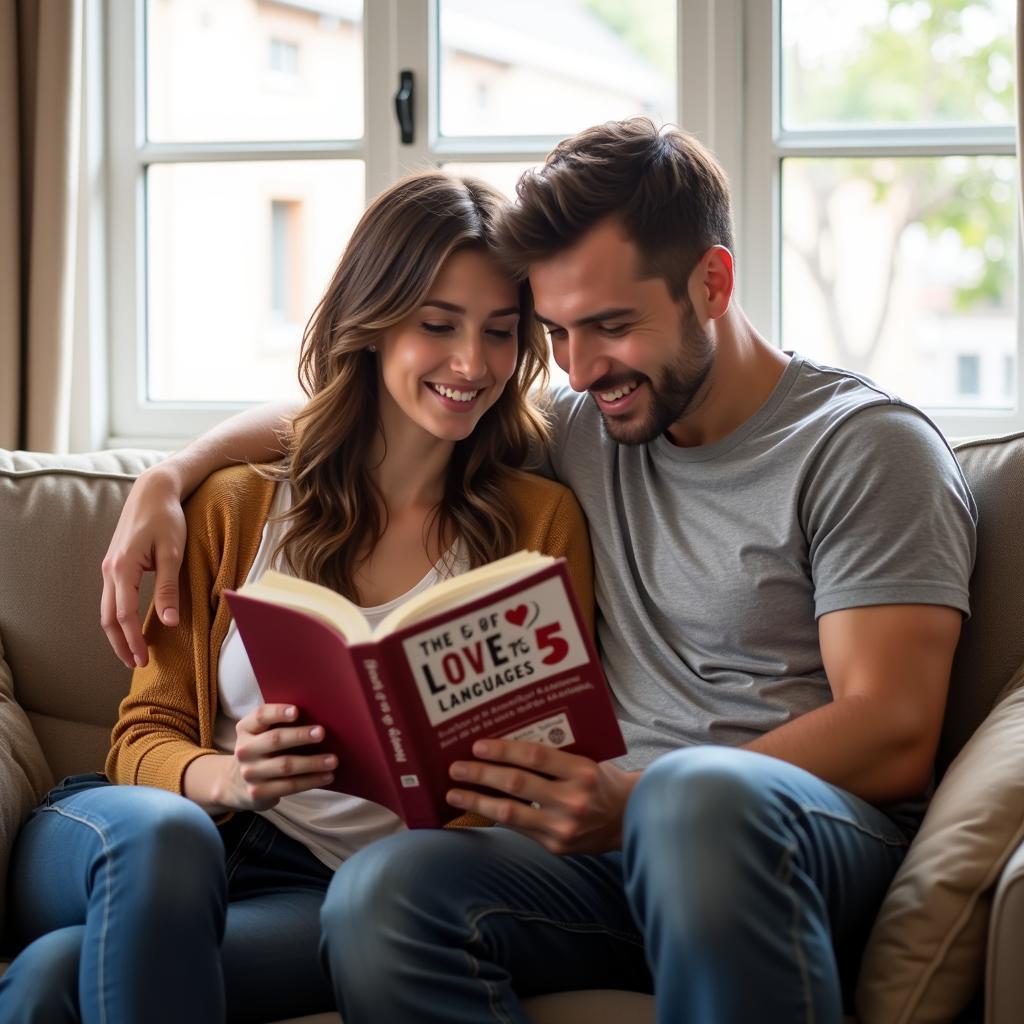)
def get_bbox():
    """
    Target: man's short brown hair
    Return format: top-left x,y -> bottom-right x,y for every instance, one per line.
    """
498,118 -> 734,299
